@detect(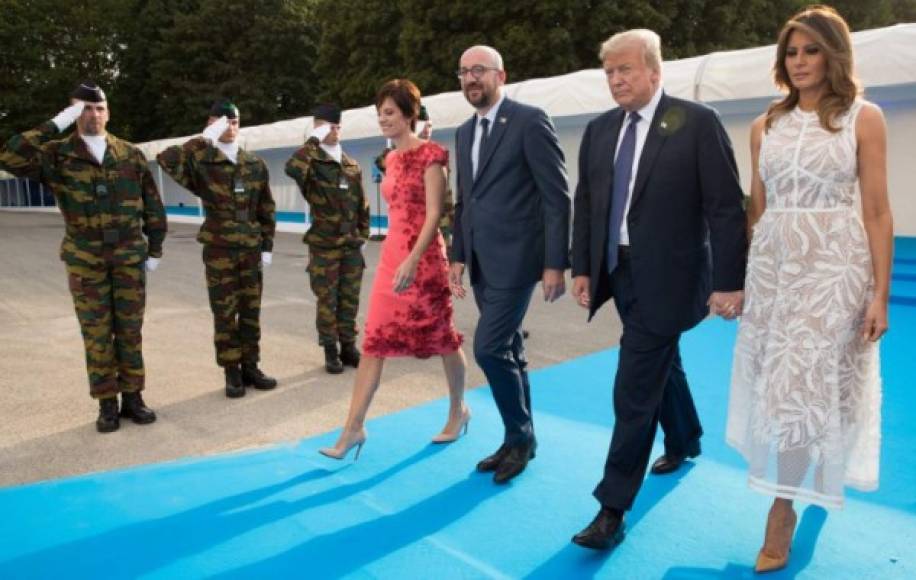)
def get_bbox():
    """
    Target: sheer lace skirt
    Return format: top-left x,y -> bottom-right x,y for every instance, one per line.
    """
726,210 -> 881,508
